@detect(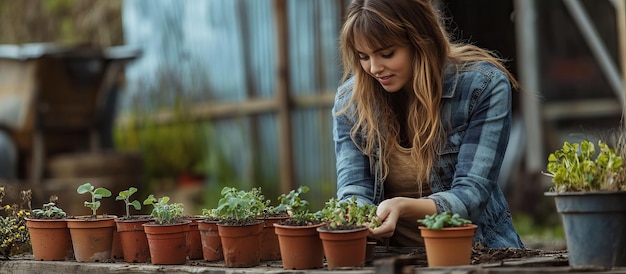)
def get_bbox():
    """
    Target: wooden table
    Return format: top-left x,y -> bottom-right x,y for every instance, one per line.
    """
3,247 -> 626,274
